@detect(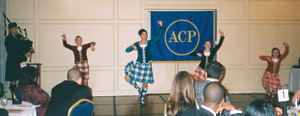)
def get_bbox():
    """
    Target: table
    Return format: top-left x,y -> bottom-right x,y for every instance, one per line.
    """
0,100 -> 37,116
289,68 -> 300,93
26,63 -> 42,87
